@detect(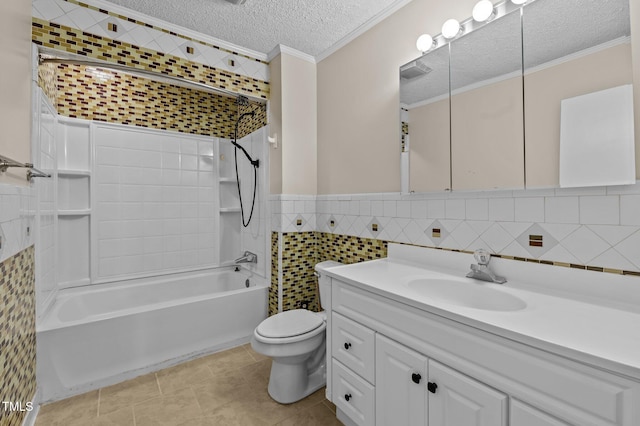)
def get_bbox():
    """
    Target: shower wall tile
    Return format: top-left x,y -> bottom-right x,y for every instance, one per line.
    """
0,246 -> 36,426
32,0 -> 269,82
237,128 -> 269,279
93,124 -> 220,281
